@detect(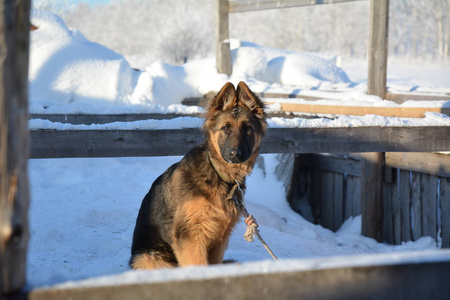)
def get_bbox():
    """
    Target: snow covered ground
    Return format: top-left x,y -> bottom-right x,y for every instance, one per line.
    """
28,155 -> 441,289
27,9 -> 450,289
